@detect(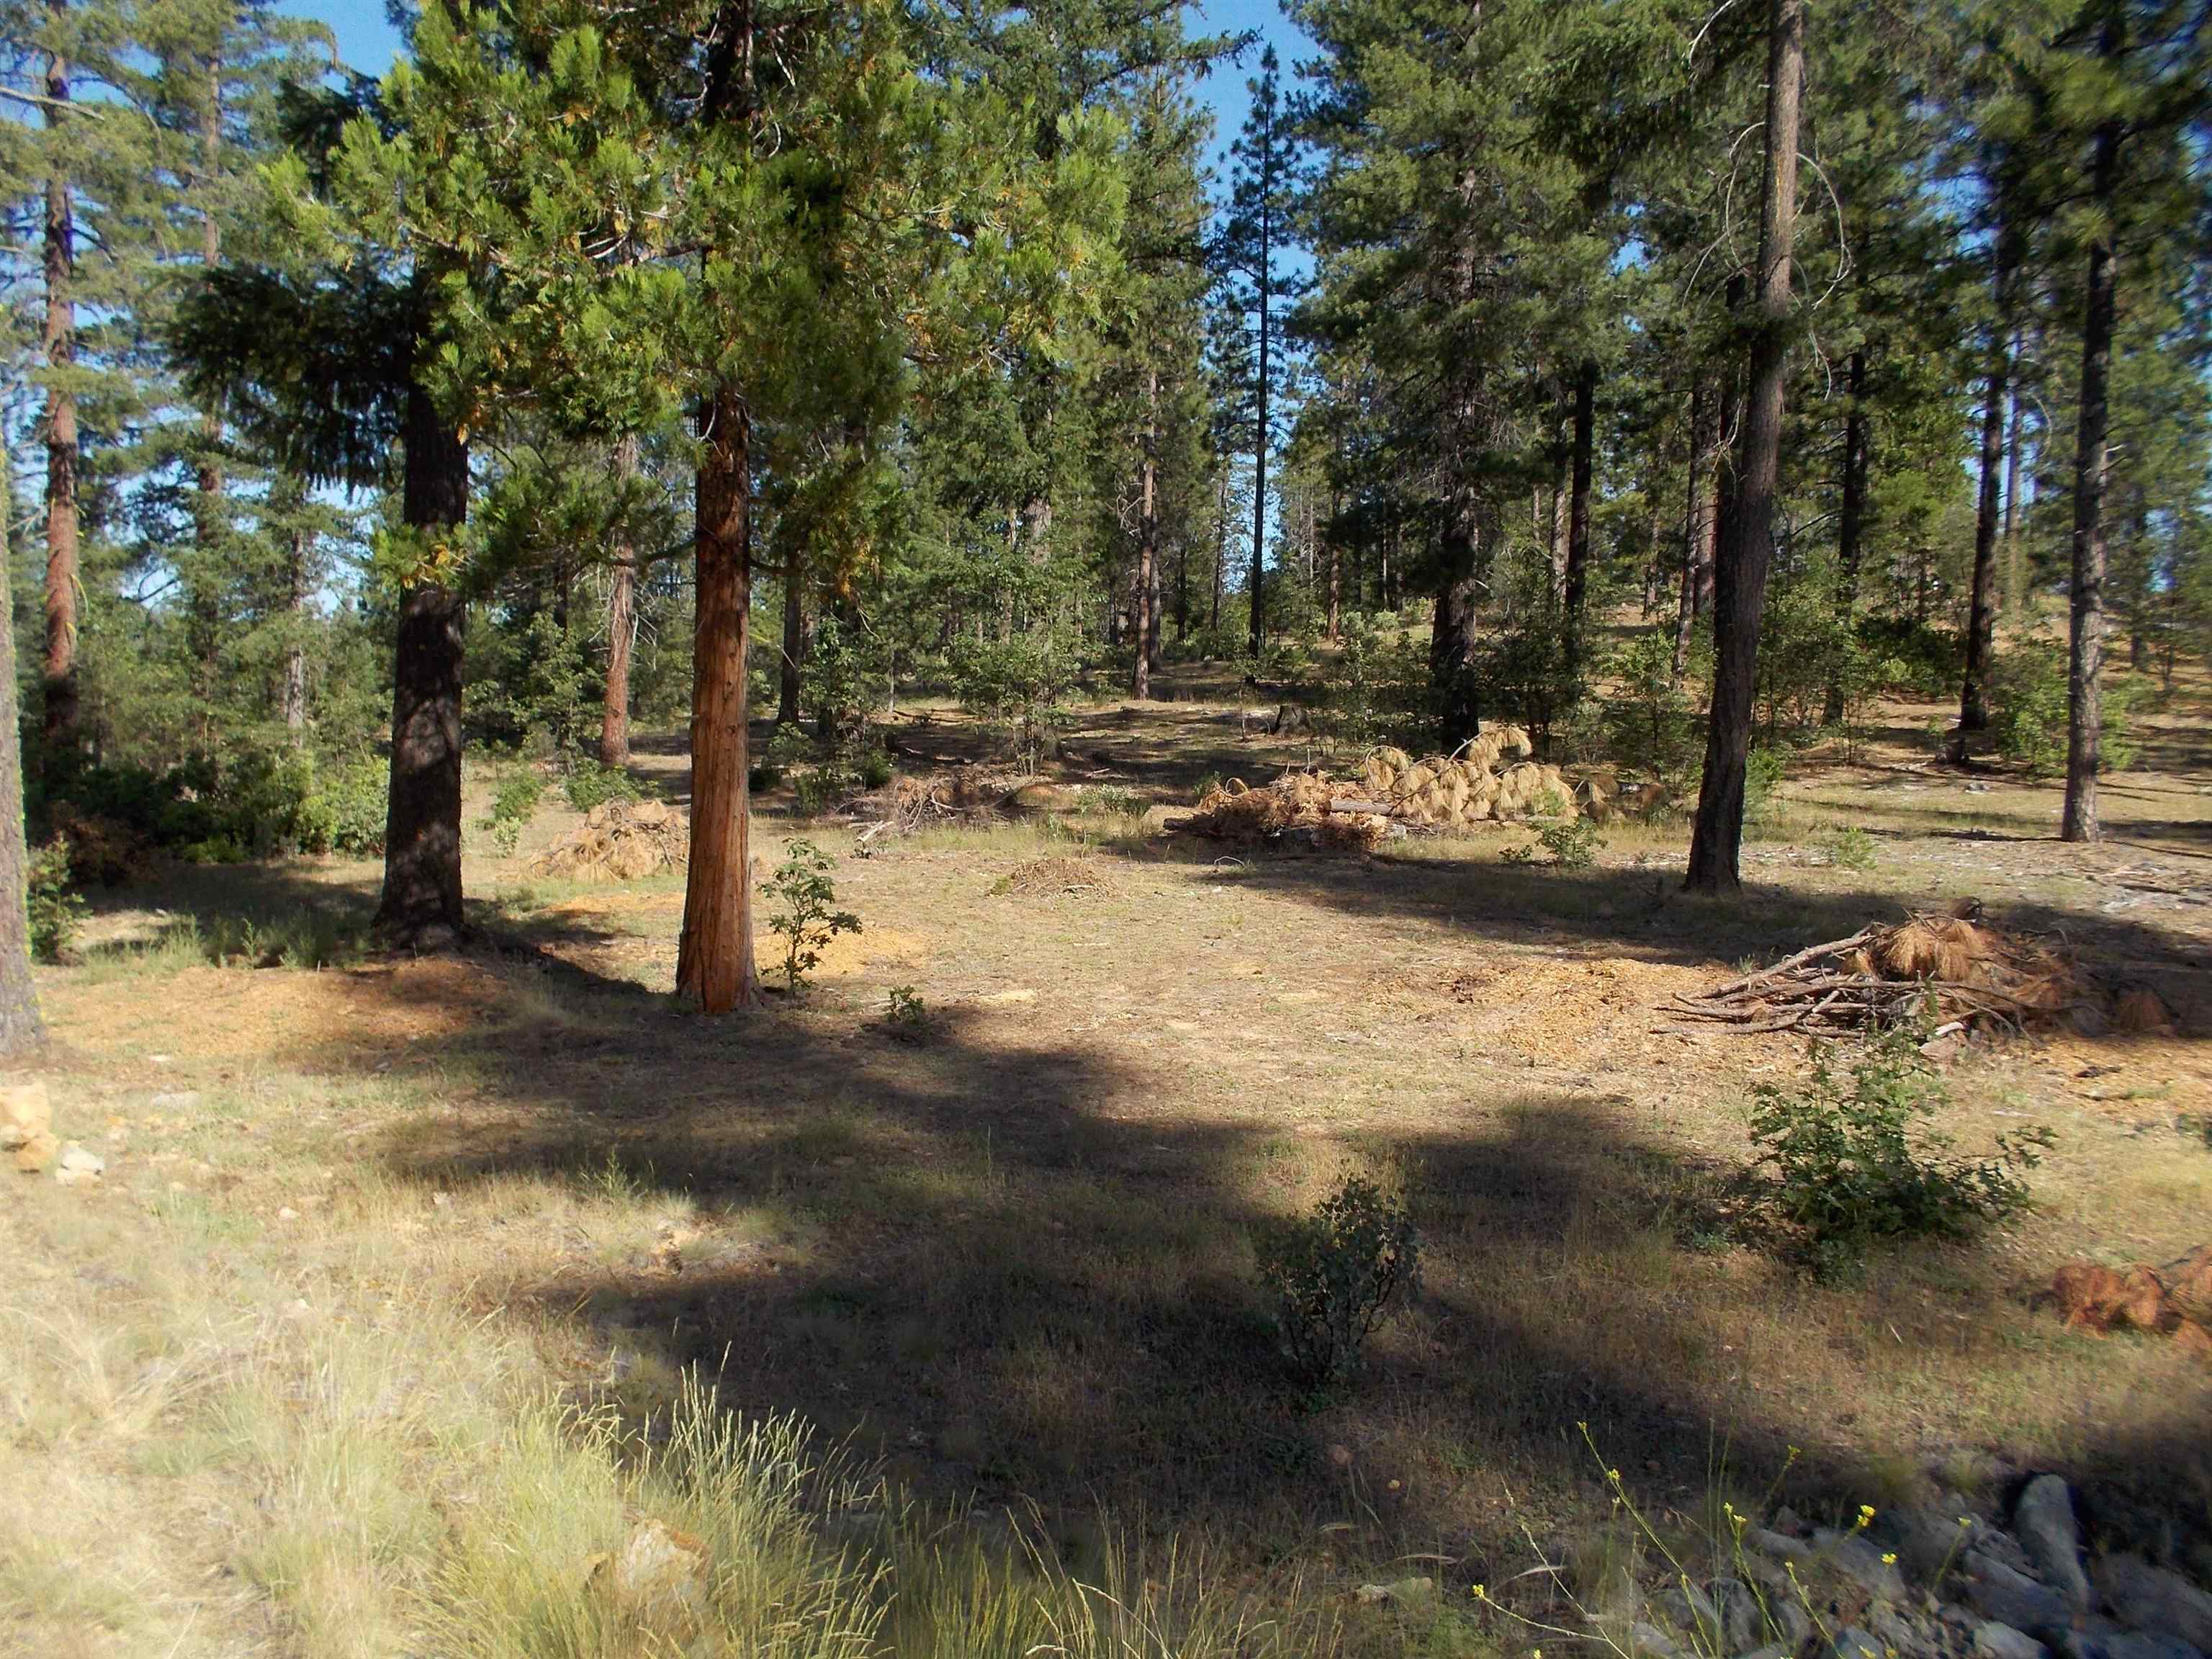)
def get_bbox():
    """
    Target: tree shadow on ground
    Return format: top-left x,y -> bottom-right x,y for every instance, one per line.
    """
305,925 -> 2211,1568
